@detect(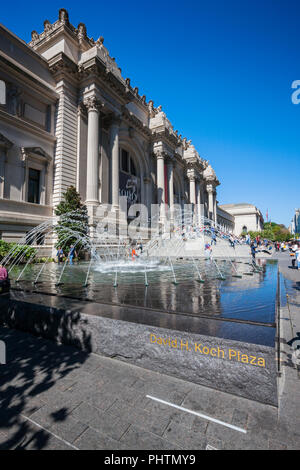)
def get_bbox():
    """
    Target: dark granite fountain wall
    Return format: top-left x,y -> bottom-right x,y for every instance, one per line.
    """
0,286 -> 278,406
